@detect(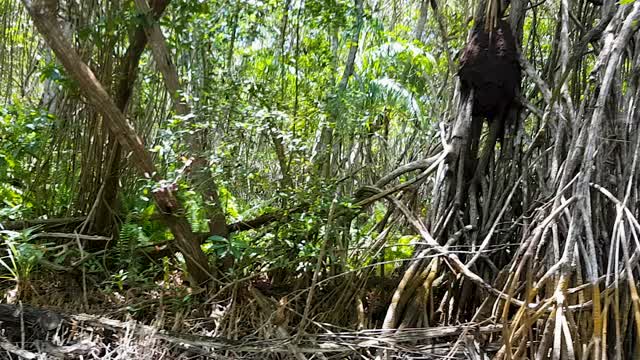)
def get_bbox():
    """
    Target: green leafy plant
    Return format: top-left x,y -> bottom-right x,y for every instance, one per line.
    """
117,216 -> 150,273
204,235 -> 247,261
0,228 -> 45,299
